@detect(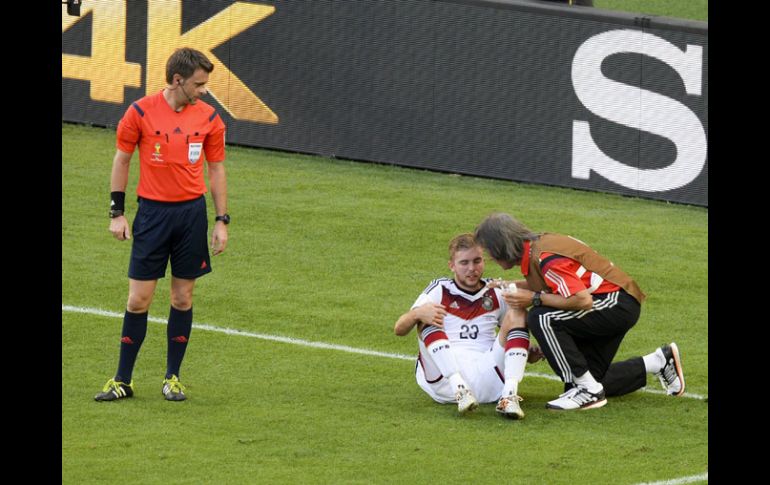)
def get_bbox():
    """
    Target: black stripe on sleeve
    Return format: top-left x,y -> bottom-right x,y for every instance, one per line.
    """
131,103 -> 144,117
